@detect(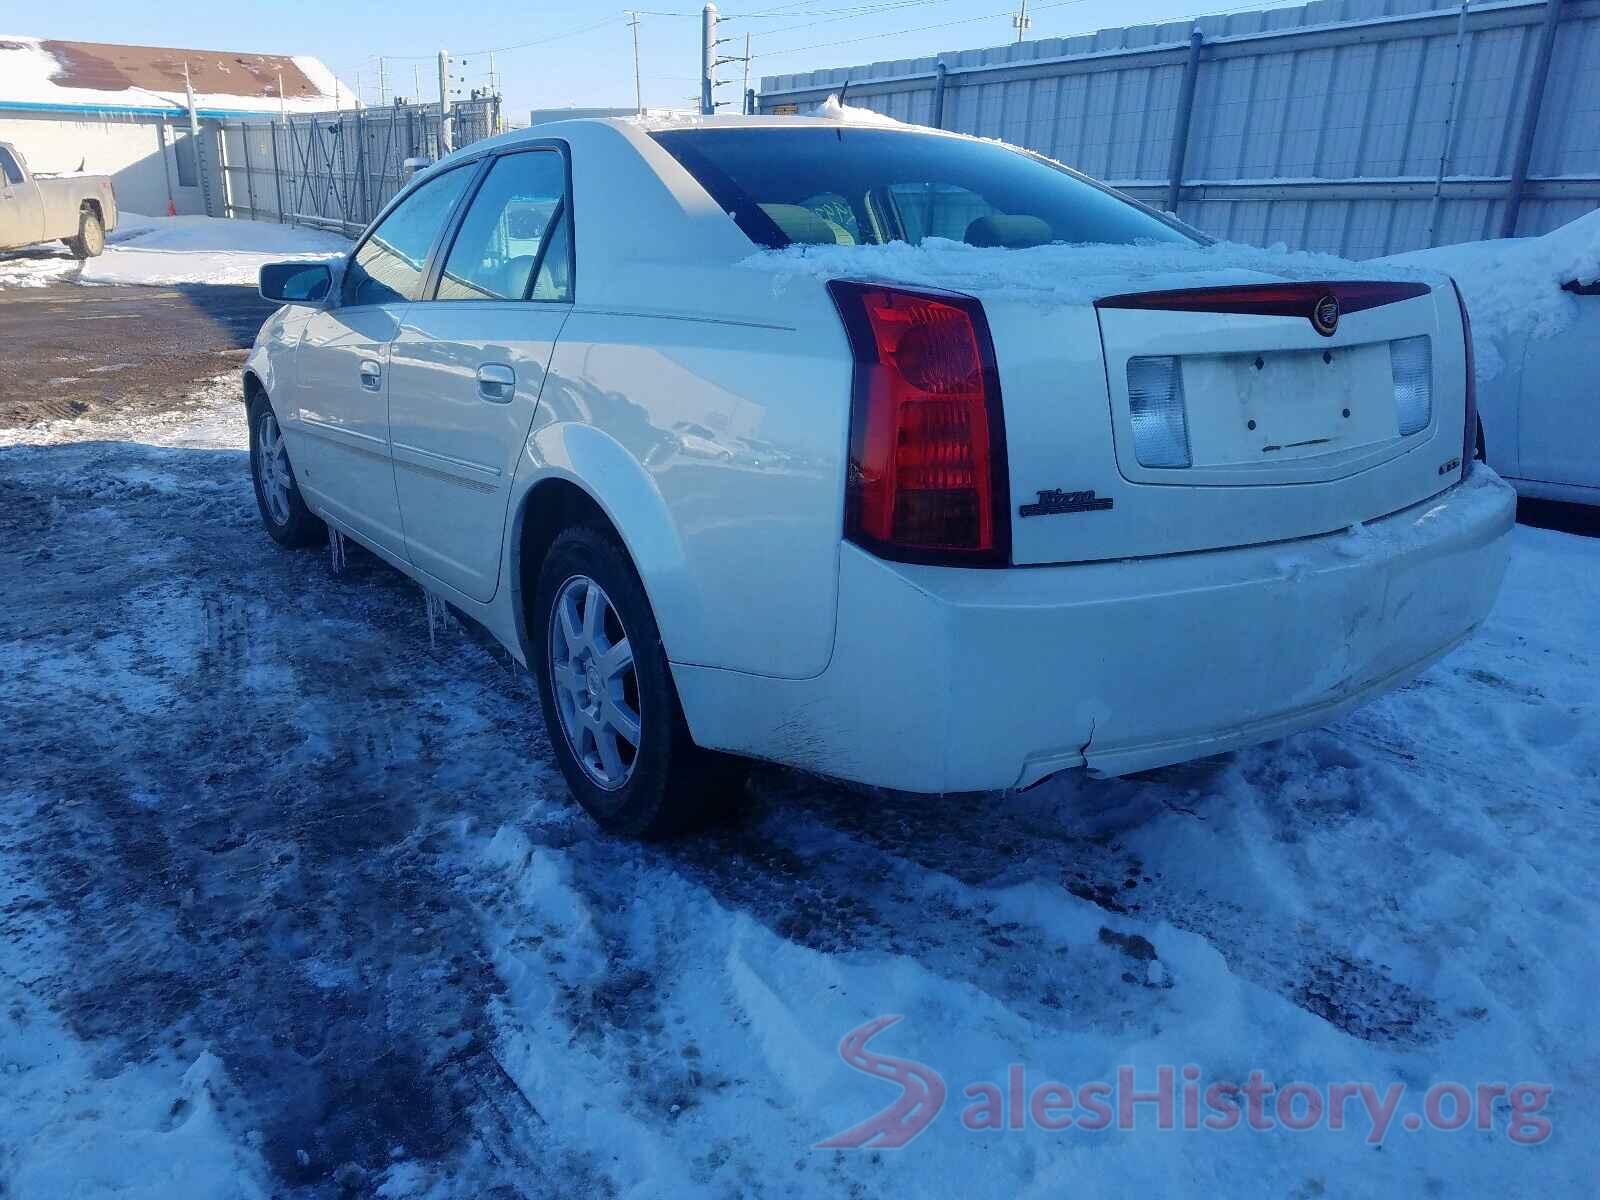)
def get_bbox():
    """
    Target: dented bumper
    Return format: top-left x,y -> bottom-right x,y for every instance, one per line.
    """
673,468 -> 1516,793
